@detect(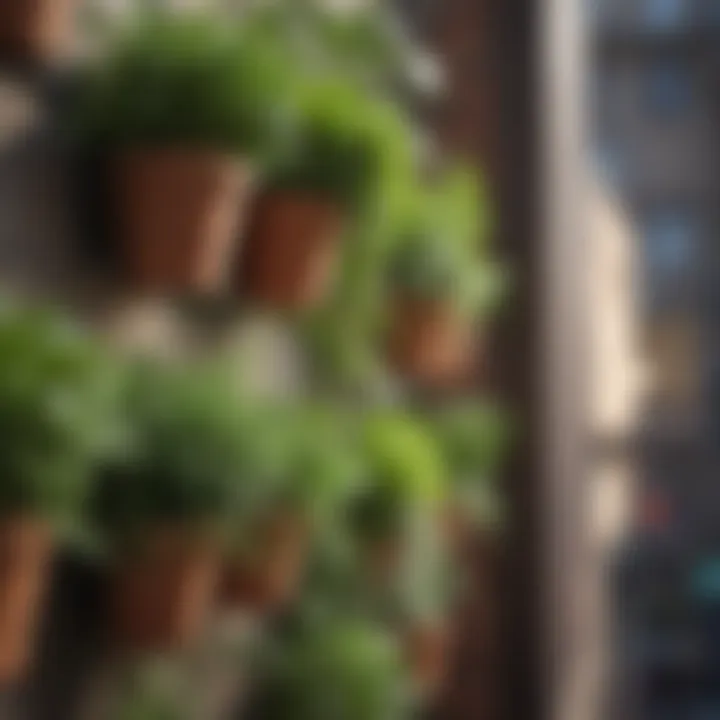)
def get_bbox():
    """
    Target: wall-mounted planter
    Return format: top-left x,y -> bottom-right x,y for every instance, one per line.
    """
439,502 -> 476,560
116,150 -> 253,294
361,534 -> 403,589
0,0 -> 75,62
405,624 -> 452,699
0,519 -> 53,681
112,527 -> 220,654
221,513 -> 307,614
240,192 -> 343,311
387,296 -> 476,387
